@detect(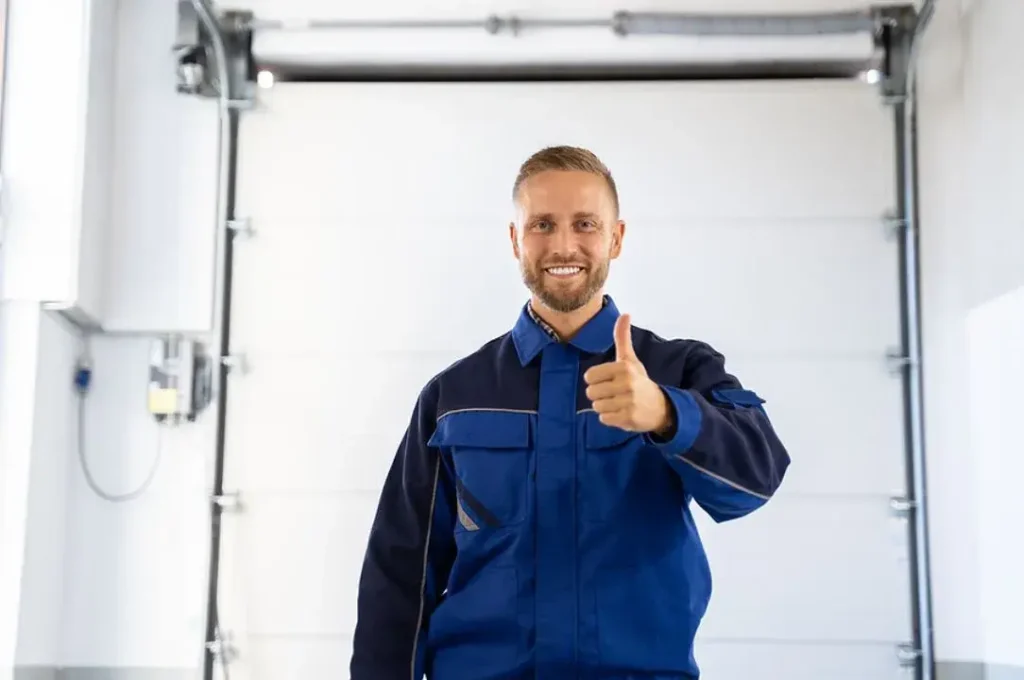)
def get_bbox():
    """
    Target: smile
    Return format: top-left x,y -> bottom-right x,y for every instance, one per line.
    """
545,266 -> 585,277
